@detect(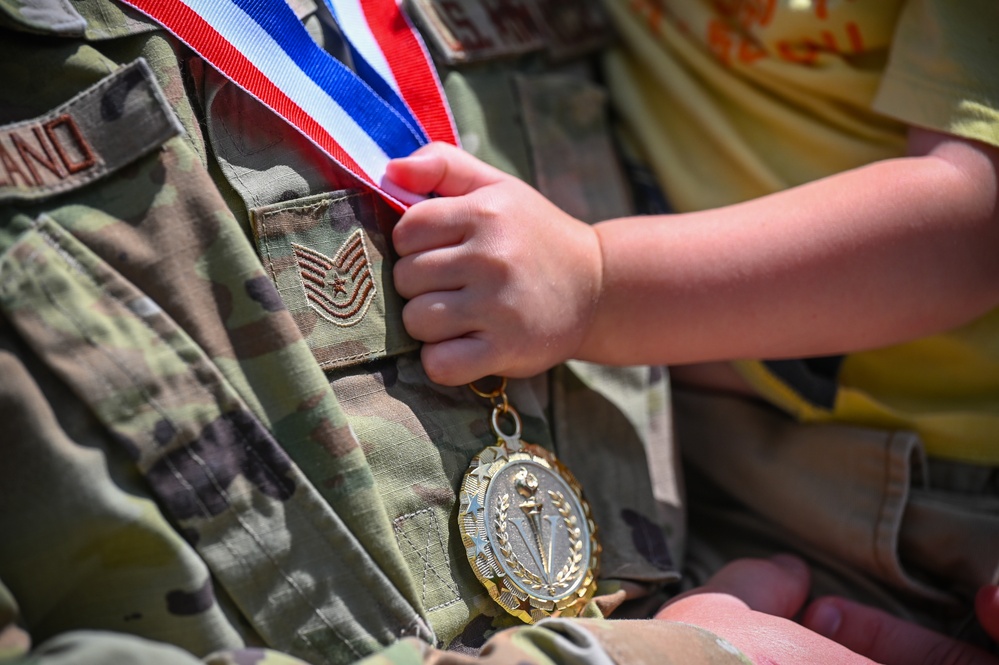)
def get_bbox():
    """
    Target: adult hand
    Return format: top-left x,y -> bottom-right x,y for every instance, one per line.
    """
803,584 -> 999,665
386,142 -> 602,386
656,555 -> 876,664
658,556 -> 999,665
